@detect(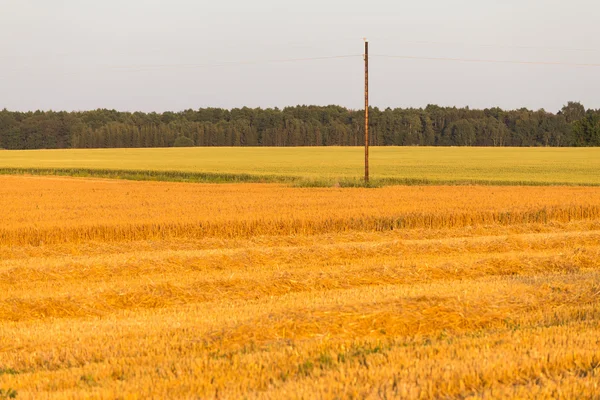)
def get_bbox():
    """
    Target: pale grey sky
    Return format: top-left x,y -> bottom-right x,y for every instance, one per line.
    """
1,0 -> 599,112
